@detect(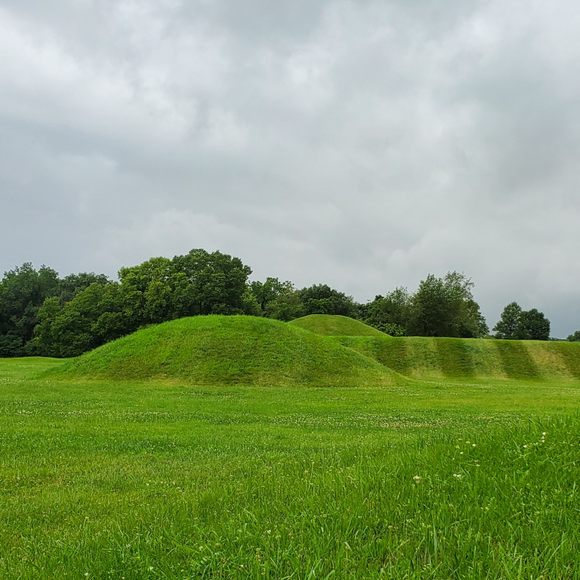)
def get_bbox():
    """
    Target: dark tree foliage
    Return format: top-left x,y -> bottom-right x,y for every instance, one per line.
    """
114,249 -> 252,326
265,287 -> 305,321
493,303 -> 550,340
250,278 -> 293,314
568,330 -> 580,342
0,252 -> 560,358
518,308 -> 550,341
298,284 -> 356,317
493,302 -> 522,339
0,263 -> 60,355
407,272 -> 488,338
58,273 -> 110,303
29,250 -> 253,357
248,278 -> 306,320
32,282 -> 129,357
363,288 -> 411,335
